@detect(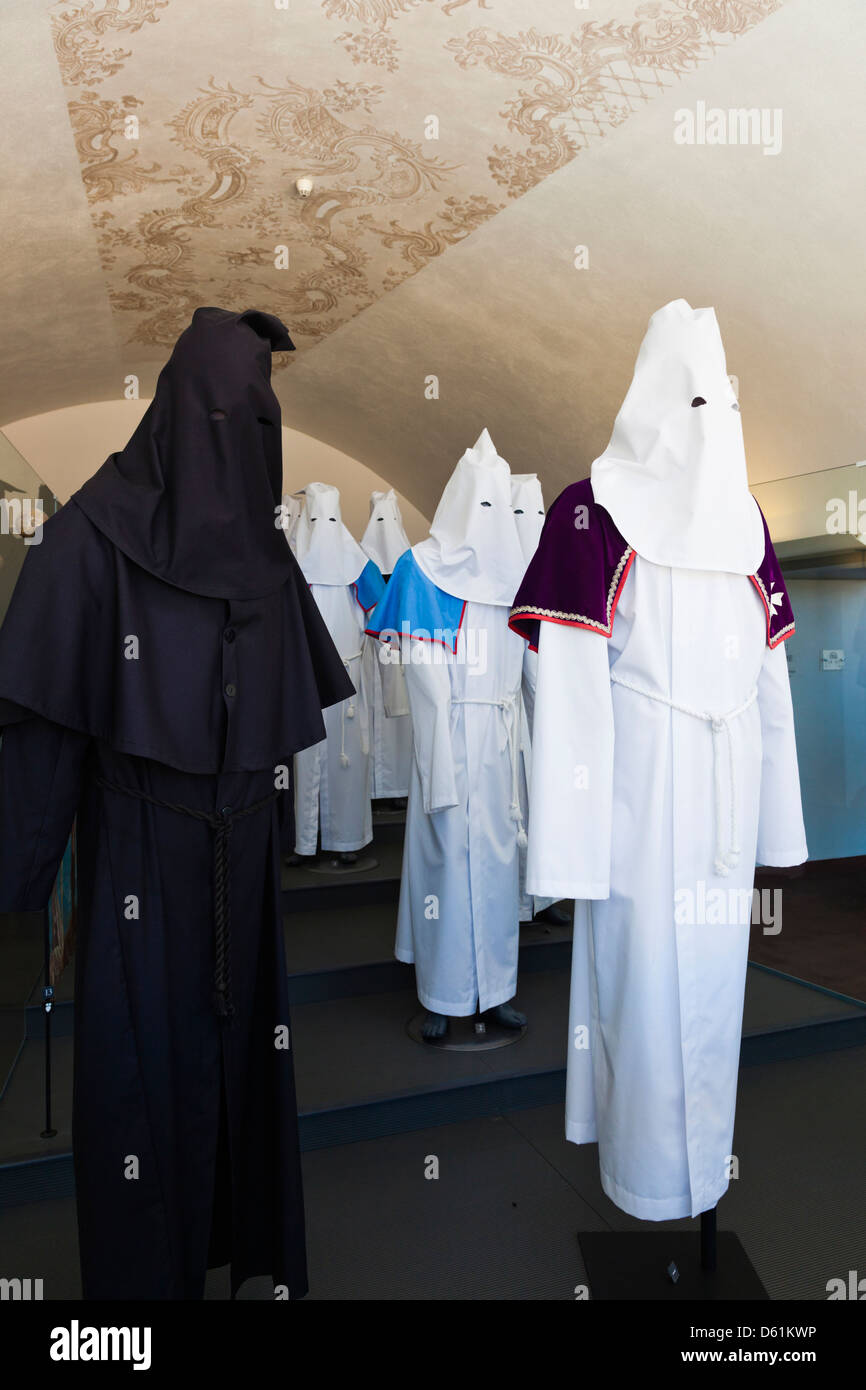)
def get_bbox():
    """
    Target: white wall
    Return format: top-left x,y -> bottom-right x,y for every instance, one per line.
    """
2,401 -> 431,544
